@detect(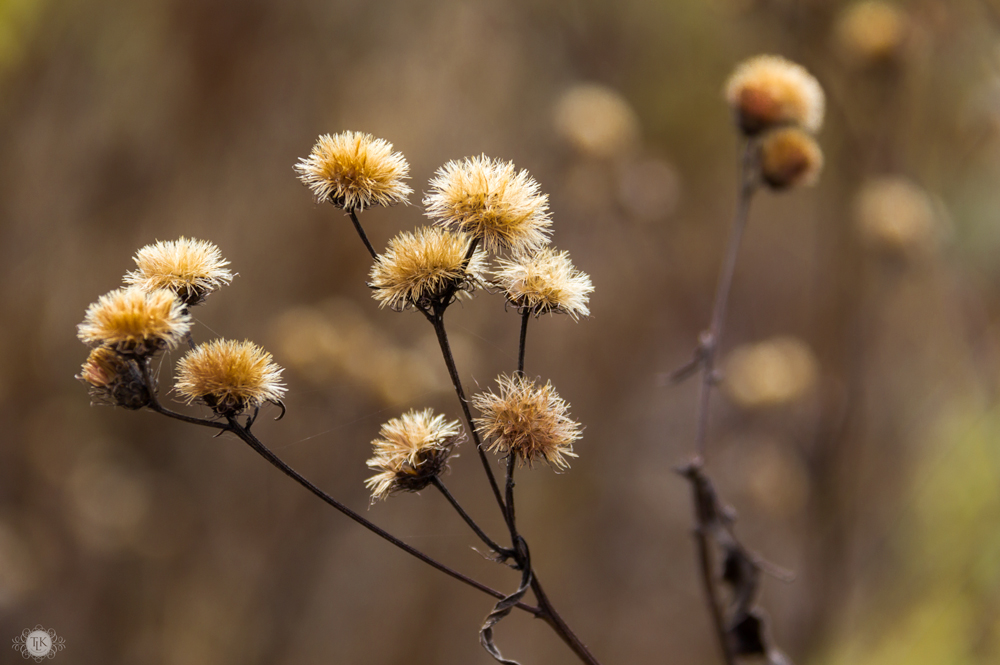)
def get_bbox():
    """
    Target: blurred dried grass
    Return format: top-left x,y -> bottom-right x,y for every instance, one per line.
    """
3,0 -> 1000,663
